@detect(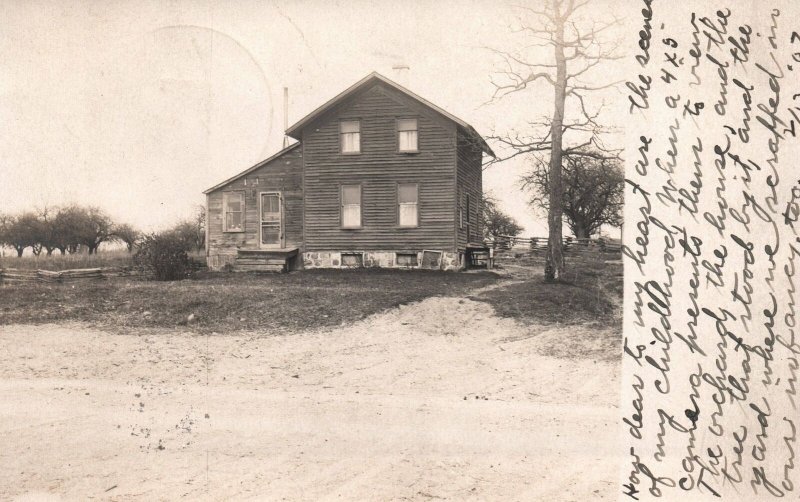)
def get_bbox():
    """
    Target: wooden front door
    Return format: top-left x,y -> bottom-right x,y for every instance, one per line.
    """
259,192 -> 282,248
